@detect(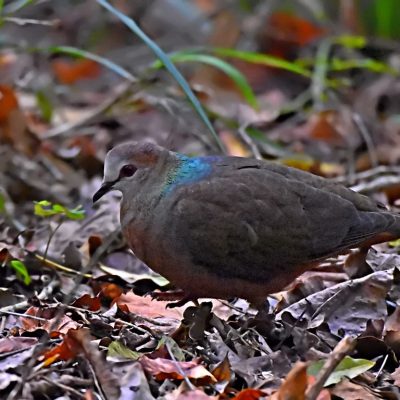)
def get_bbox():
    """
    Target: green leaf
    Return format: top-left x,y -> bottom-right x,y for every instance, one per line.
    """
34,201 -> 85,220
157,336 -> 185,361
36,91 -> 53,122
48,46 -> 136,82
0,192 -> 5,214
108,341 -> 141,360
308,356 -> 375,387
64,205 -> 85,220
96,0 -> 224,153
154,52 -> 258,109
334,35 -> 367,49
212,47 -> 312,78
10,260 -> 31,285
34,200 -> 55,217
330,57 -> 397,75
